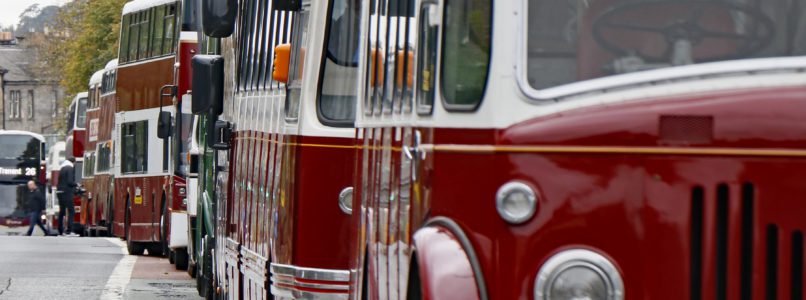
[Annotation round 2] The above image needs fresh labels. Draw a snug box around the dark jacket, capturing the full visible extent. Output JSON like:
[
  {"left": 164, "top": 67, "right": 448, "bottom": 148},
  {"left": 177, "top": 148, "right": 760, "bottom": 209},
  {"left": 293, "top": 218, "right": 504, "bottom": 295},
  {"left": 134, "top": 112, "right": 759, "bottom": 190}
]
[
  {"left": 25, "top": 187, "right": 46, "bottom": 213},
  {"left": 57, "top": 163, "right": 76, "bottom": 192}
]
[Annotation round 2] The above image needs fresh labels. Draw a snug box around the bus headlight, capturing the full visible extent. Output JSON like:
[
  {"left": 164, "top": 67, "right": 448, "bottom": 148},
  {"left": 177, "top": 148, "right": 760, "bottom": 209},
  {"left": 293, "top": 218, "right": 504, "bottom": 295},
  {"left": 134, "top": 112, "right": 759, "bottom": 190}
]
[
  {"left": 534, "top": 249, "right": 624, "bottom": 300},
  {"left": 495, "top": 181, "right": 537, "bottom": 224}
]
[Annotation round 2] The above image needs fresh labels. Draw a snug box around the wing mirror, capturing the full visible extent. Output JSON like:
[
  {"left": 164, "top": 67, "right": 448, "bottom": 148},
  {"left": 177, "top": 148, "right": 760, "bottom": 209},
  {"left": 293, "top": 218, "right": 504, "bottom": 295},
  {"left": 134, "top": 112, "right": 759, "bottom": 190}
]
[
  {"left": 157, "top": 111, "right": 172, "bottom": 139},
  {"left": 192, "top": 55, "right": 224, "bottom": 116},
  {"left": 201, "top": 0, "right": 237, "bottom": 38},
  {"left": 210, "top": 120, "right": 231, "bottom": 150}
]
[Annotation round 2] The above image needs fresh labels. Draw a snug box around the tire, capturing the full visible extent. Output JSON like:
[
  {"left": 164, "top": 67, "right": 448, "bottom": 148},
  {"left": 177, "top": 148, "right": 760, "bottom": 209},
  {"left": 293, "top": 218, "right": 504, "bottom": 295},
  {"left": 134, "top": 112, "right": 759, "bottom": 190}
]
[
  {"left": 175, "top": 249, "right": 189, "bottom": 270},
  {"left": 106, "top": 195, "right": 114, "bottom": 237},
  {"left": 146, "top": 243, "right": 164, "bottom": 256},
  {"left": 126, "top": 206, "right": 145, "bottom": 255},
  {"left": 188, "top": 260, "right": 197, "bottom": 278},
  {"left": 160, "top": 195, "right": 169, "bottom": 257},
  {"left": 169, "top": 249, "right": 176, "bottom": 264}
]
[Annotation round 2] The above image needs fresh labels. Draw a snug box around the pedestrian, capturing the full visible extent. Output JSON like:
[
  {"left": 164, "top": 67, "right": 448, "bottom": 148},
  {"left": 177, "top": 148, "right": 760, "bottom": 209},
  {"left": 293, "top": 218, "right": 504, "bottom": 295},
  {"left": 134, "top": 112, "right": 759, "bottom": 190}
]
[
  {"left": 57, "top": 157, "right": 78, "bottom": 236},
  {"left": 25, "top": 180, "right": 48, "bottom": 236}
]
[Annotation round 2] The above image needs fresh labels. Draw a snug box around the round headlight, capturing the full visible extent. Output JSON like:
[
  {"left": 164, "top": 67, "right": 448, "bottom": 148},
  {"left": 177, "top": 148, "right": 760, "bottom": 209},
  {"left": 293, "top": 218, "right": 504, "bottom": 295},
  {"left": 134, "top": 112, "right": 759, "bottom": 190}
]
[
  {"left": 495, "top": 181, "right": 537, "bottom": 224},
  {"left": 338, "top": 187, "right": 353, "bottom": 215},
  {"left": 535, "top": 249, "right": 624, "bottom": 300}
]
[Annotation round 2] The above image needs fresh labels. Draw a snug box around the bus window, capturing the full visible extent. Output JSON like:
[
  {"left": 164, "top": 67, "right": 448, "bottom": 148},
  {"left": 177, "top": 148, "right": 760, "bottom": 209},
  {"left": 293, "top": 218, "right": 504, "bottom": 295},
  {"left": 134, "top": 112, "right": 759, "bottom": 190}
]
[
  {"left": 121, "top": 121, "right": 148, "bottom": 174},
  {"left": 317, "top": 0, "right": 363, "bottom": 125},
  {"left": 96, "top": 142, "right": 111, "bottom": 174},
  {"left": 440, "top": 0, "right": 491, "bottom": 110},
  {"left": 163, "top": 4, "right": 177, "bottom": 55},
  {"left": 526, "top": 0, "right": 806, "bottom": 91},
  {"left": 153, "top": 6, "right": 166, "bottom": 56},
  {"left": 416, "top": 2, "right": 438, "bottom": 115},
  {"left": 76, "top": 97, "right": 87, "bottom": 129},
  {"left": 120, "top": 15, "right": 130, "bottom": 62},
  {"left": 285, "top": 10, "right": 311, "bottom": 122},
  {"left": 140, "top": 10, "right": 152, "bottom": 59},
  {"left": 128, "top": 13, "right": 140, "bottom": 61}
]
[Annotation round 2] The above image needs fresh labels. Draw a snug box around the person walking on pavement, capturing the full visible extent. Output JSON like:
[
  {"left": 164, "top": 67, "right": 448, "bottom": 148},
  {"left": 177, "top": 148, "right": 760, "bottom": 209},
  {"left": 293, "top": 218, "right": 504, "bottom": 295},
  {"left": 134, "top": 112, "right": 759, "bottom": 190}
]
[
  {"left": 57, "top": 157, "right": 78, "bottom": 236},
  {"left": 25, "top": 180, "right": 48, "bottom": 236}
]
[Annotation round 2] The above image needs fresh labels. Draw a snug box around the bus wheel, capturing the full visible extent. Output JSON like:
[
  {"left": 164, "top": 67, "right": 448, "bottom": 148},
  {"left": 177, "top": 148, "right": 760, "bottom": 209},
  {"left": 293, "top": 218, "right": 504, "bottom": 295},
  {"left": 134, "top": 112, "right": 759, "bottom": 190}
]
[
  {"left": 126, "top": 207, "right": 144, "bottom": 255},
  {"left": 160, "top": 193, "right": 169, "bottom": 257},
  {"left": 175, "top": 248, "right": 189, "bottom": 270},
  {"left": 146, "top": 243, "right": 164, "bottom": 256}
]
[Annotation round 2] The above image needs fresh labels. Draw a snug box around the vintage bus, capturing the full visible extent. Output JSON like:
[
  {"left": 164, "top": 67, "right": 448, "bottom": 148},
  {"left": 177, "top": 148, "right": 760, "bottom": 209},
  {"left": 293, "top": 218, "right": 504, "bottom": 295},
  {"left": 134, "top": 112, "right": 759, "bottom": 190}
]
[
  {"left": 45, "top": 140, "right": 65, "bottom": 230},
  {"left": 0, "top": 131, "right": 47, "bottom": 235},
  {"left": 162, "top": 0, "right": 199, "bottom": 269},
  {"left": 82, "top": 60, "right": 118, "bottom": 237},
  {"left": 65, "top": 93, "right": 87, "bottom": 235},
  {"left": 348, "top": 0, "right": 806, "bottom": 299},
  {"left": 192, "top": 0, "right": 361, "bottom": 297},
  {"left": 80, "top": 68, "right": 103, "bottom": 236},
  {"left": 114, "top": 0, "right": 195, "bottom": 256}
]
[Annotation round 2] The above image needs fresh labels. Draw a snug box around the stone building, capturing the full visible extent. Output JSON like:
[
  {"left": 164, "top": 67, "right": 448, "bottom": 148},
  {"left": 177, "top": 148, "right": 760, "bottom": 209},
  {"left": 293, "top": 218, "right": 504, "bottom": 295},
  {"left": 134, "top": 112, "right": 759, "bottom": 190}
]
[{"left": 0, "top": 35, "right": 64, "bottom": 135}]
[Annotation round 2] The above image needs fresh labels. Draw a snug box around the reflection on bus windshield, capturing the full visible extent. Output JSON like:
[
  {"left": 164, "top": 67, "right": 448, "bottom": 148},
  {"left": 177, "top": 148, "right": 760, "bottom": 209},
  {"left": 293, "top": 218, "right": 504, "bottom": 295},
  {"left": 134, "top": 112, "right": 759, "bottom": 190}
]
[{"left": 527, "top": 0, "right": 806, "bottom": 89}]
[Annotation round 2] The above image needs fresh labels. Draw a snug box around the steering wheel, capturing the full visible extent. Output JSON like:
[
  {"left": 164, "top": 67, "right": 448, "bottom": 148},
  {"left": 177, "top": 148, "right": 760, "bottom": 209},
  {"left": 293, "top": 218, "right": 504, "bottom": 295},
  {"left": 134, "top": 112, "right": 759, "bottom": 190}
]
[{"left": 592, "top": 0, "right": 775, "bottom": 63}]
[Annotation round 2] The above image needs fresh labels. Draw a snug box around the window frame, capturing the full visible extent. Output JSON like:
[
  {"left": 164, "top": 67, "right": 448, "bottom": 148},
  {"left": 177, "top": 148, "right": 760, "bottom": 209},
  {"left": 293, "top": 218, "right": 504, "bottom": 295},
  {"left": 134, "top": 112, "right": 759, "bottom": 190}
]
[
  {"left": 315, "top": 0, "right": 364, "bottom": 128},
  {"left": 121, "top": 121, "right": 148, "bottom": 174},
  {"left": 439, "top": 0, "right": 492, "bottom": 112},
  {"left": 27, "top": 90, "right": 34, "bottom": 120}
]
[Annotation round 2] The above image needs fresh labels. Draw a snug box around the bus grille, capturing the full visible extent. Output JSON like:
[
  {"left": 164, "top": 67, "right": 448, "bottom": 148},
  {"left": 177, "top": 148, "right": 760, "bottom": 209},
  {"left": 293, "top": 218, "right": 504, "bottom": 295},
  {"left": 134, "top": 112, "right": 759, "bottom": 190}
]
[{"left": 690, "top": 183, "right": 804, "bottom": 300}]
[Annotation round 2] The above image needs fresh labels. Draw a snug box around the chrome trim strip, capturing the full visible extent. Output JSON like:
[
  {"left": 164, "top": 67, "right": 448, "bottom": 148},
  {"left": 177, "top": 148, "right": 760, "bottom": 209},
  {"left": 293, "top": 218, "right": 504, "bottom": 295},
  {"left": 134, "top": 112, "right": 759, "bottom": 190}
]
[
  {"left": 271, "top": 263, "right": 350, "bottom": 282},
  {"left": 269, "top": 263, "right": 350, "bottom": 299}
]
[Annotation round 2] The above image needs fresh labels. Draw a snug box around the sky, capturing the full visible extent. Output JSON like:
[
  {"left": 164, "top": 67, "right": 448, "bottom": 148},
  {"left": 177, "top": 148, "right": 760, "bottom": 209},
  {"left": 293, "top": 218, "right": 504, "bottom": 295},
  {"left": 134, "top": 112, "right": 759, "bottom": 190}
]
[{"left": 0, "top": 0, "right": 71, "bottom": 28}]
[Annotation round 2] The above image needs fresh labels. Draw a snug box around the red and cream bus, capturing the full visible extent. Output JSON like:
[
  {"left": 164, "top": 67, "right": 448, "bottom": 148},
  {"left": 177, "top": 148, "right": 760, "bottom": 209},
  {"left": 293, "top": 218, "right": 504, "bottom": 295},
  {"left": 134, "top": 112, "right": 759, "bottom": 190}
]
[
  {"left": 65, "top": 93, "right": 87, "bottom": 234},
  {"left": 114, "top": 0, "right": 194, "bottom": 256},
  {"left": 192, "top": 0, "right": 361, "bottom": 297},
  {"left": 349, "top": 0, "right": 806, "bottom": 299},
  {"left": 82, "top": 59, "right": 118, "bottom": 237},
  {"left": 80, "top": 68, "right": 103, "bottom": 236}
]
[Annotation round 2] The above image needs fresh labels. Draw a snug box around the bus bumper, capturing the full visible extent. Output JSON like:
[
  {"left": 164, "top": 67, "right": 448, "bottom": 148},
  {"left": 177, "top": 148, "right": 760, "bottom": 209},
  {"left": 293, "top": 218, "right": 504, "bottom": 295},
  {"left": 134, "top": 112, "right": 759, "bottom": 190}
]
[{"left": 169, "top": 211, "right": 188, "bottom": 249}]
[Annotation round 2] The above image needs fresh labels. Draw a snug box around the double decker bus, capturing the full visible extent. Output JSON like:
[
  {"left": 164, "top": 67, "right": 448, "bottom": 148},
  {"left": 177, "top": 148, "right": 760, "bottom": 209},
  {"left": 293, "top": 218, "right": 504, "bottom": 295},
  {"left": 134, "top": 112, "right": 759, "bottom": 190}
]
[
  {"left": 114, "top": 0, "right": 192, "bottom": 256},
  {"left": 192, "top": 0, "right": 362, "bottom": 297},
  {"left": 80, "top": 68, "right": 103, "bottom": 236},
  {"left": 65, "top": 93, "right": 87, "bottom": 235},
  {"left": 0, "top": 131, "right": 47, "bottom": 235},
  {"left": 82, "top": 60, "right": 118, "bottom": 237},
  {"left": 349, "top": 0, "right": 806, "bottom": 299}
]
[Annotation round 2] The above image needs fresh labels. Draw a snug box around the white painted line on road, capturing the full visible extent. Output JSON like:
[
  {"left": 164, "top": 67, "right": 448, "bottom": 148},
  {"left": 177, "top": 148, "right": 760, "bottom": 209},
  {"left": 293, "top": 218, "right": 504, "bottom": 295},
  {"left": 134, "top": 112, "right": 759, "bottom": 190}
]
[
  {"left": 100, "top": 238, "right": 136, "bottom": 300},
  {"left": 105, "top": 237, "right": 127, "bottom": 254}
]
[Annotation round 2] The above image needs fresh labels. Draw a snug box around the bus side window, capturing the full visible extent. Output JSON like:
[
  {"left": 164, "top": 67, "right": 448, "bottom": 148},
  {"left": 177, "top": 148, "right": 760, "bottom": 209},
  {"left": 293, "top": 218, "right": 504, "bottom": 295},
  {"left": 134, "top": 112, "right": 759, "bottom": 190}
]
[
  {"left": 416, "top": 2, "right": 438, "bottom": 115},
  {"left": 129, "top": 13, "right": 140, "bottom": 61},
  {"left": 153, "top": 5, "right": 166, "bottom": 56},
  {"left": 120, "top": 15, "right": 130, "bottom": 63},
  {"left": 164, "top": 4, "right": 177, "bottom": 55},
  {"left": 440, "top": 0, "right": 491, "bottom": 111},
  {"left": 317, "top": 0, "right": 363, "bottom": 126},
  {"left": 139, "top": 10, "right": 152, "bottom": 60}
]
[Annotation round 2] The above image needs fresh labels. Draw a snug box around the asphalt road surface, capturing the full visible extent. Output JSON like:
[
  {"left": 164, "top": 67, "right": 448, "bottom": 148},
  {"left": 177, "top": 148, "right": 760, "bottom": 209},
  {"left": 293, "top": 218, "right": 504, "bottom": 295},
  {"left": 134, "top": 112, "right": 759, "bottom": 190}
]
[{"left": 0, "top": 235, "right": 201, "bottom": 300}]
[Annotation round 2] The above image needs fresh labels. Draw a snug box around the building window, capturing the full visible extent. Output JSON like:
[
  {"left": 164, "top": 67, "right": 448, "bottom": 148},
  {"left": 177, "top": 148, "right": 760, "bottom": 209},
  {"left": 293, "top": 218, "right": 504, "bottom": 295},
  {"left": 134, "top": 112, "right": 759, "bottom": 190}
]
[
  {"left": 52, "top": 89, "right": 58, "bottom": 117},
  {"left": 27, "top": 90, "right": 34, "bottom": 120},
  {"left": 8, "top": 90, "right": 21, "bottom": 120}
]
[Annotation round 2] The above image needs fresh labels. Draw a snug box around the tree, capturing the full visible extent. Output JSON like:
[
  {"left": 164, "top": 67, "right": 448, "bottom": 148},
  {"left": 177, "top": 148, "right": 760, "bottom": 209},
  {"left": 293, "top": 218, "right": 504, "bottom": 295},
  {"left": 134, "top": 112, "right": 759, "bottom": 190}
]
[{"left": 22, "top": 0, "right": 126, "bottom": 132}]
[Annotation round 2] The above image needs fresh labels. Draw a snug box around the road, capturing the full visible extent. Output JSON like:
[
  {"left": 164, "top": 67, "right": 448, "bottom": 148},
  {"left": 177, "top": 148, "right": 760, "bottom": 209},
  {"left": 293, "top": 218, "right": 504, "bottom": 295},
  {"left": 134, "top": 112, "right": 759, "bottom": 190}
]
[{"left": 0, "top": 235, "right": 201, "bottom": 300}]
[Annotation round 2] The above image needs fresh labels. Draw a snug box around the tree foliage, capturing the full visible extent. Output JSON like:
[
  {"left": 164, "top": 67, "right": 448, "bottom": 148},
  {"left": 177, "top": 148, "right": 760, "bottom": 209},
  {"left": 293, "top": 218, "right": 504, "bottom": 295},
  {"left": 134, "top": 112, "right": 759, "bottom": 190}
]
[{"left": 26, "top": 0, "right": 126, "bottom": 95}]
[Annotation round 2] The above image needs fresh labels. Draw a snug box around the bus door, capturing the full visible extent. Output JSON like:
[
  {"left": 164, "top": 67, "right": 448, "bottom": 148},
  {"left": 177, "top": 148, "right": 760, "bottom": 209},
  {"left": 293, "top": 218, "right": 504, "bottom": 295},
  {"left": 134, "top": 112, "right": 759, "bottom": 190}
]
[{"left": 355, "top": 0, "right": 493, "bottom": 298}]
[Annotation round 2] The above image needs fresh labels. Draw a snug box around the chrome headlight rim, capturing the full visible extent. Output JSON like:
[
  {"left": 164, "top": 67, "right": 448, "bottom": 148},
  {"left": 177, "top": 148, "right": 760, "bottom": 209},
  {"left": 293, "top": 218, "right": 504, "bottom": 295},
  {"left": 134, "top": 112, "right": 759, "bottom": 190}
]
[
  {"left": 495, "top": 181, "right": 538, "bottom": 224},
  {"left": 338, "top": 187, "right": 353, "bottom": 215},
  {"left": 534, "top": 248, "right": 624, "bottom": 300}
]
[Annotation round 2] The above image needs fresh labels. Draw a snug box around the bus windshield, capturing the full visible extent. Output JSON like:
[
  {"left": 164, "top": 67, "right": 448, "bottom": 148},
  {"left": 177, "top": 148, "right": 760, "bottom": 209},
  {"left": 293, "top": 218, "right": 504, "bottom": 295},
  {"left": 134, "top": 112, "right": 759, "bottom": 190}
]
[
  {"left": 0, "top": 184, "right": 25, "bottom": 220},
  {"left": 0, "top": 135, "right": 42, "bottom": 160},
  {"left": 527, "top": 0, "right": 806, "bottom": 90}
]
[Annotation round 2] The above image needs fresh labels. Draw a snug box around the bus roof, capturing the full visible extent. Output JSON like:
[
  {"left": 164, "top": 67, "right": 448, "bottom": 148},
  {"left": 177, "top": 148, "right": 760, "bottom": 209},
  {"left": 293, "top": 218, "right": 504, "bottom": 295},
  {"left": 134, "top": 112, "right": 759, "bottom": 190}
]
[
  {"left": 0, "top": 130, "right": 45, "bottom": 143},
  {"left": 105, "top": 59, "right": 118, "bottom": 70},
  {"left": 90, "top": 69, "right": 103, "bottom": 86},
  {"left": 122, "top": 0, "right": 178, "bottom": 15},
  {"left": 71, "top": 92, "right": 89, "bottom": 106}
]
